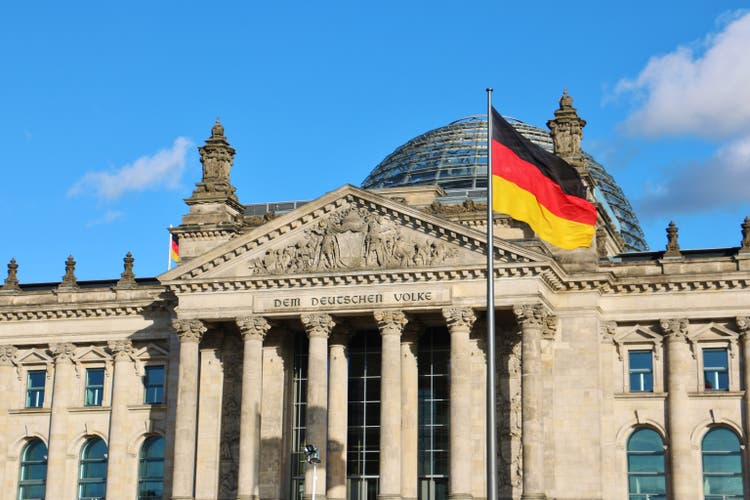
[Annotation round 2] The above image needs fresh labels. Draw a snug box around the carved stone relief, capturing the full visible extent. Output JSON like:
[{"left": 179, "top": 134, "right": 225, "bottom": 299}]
[
  {"left": 217, "top": 332, "right": 243, "bottom": 499},
  {"left": 248, "top": 206, "right": 460, "bottom": 275},
  {"left": 497, "top": 329, "right": 522, "bottom": 496}
]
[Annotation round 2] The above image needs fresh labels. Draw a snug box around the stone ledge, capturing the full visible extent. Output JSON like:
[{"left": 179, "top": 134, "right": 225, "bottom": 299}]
[
  {"left": 614, "top": 392, "right": 668, "bottom": 400},
  {"left": 8, "top": 407, "right": 52, "bottom": 415},
  {"left": 688, "top": 390, "right": 745, "bottom": 399}
]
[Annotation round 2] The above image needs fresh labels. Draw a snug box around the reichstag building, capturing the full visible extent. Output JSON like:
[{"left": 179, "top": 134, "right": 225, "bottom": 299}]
[{"left": 1, "top": 92, "right": 749, "bottom": 500}]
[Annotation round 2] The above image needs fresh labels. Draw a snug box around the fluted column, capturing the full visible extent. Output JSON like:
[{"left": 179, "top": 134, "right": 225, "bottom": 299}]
[
  {"left": 327, "top": 324, "right": 351, "bottom": 500},
  {"left": 401, "top": 321, "right": 421, "bottom": 500},
  {"left": 443, "top": 307, "right": 476, "bottom": 500},
  {"left": 236, "top": 316, "right": 271, "bottom": 500},
  {"left": 105, "top": 340, "right": 135, "bottom": 496},
  {"left": 513, "top": 304, "right": 546, "bottom": 500},
  {"left": 46, "top": 342, "right": 77, "bottom": 494},
  {"left": 375, "top": 309, "right": 407, "bottom": 500},
  {"left": 661, "top": 318, "right": 691, "bottom": 498},
  {"left": 171, "top": 319, "right": 207, "bottom": 500},
  {"left": 0, "top": 345, "right": 17, "bottom": 491},
  {"left": 301, "top": 313, "right": 336, "bottom": 500}
]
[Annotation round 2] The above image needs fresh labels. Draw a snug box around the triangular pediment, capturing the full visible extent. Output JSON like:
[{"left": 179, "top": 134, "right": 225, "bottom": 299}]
[
  {"left": 615, "top": 324, "right": 663, "bottom": 345},
  {"left": 74, "top": 346, "right": 110, "bottom": 363},
  {"left": 16, "top": 349, "right": 53, "bottom": 365},
  {"left": 689, "top": 322, "right": 740, "bottom": 342},
  {"left": 160, "top": 185, "right": 551, "bottom": 284}
]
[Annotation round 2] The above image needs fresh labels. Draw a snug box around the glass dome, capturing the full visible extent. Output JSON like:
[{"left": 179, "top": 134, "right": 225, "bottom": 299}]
[{"left": 361, "top": 115, "right": 648, "bottom": 252}]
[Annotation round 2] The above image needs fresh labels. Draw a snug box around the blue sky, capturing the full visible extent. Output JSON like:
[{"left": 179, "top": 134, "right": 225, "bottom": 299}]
[{"left": 2, "top": 1, "right": 749, "bottom": 283}]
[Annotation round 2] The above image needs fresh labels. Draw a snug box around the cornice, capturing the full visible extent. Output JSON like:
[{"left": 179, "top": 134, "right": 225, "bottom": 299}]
[{"left": 0, "top": 299, "right": 171, "bottom": 323}]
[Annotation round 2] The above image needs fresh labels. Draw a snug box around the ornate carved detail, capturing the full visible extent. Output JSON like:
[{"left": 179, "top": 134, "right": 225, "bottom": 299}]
[
  {"left": 107, "top": 339, "right": 135, "bottom": 361},
  {"left": 301, "top": 313, "right": 335, "bottom": 339},
  {"left": 244, "top": 212, "right": 279, "bottom": 228},
  {"left": 248, "top": 206, "right": 459, "bottom": 274},
  {"left": 596, "top": 226, "right": 608, "bottom": 258},
  {"left": 542, "top": 314, "right": 558, "bottom": 340},
  {"left": 547, "top": 89, "right": 587, "bottom": 166},
  {"left": 117, "top": 252, "right": 136, "bottom": 287},
  {"left": 236, "top": 315, "right": 271, "bottom": 341},
  {"left": 601, "top": 321, "right": 617, "bottom": 344},
  {"left": 217, "top": 333, "right": 242, "bottom": 498},
  {"left": 442, "top": 307, "right": 477, "bottom": 332},
  {"left": 59, "top": 255, "right": 78, "bottom": 289},
  {"left": 660, "top": 318, "right": 689, "bottom": 340},
  {"left": 172, "top": 319, "right": 207, "bottom": 343},
  {"left": 497, "top": 329, "right": 522, "bottom": 492},
  {"left": 49, "top": 342, "right": 76, "bottom": 362},
  {"left": 374, "top": 309, "right": 408, "bottom": 336},
  {"left": 513, "top": 303, "right": 546, "bottom": 329},
  {"left": 737, "top": 316, "right": 750, "bottom": 335},
  {"left": 1, "top": 258, "right": 20, "bottom": 291},
  {"left": 0, "top": 345, "right": 17, "bottom": 366},
  {"left": 423, "top": 199, "right": 485, "bottom": 215},
  {"left": 193, "top": 118, "right": 238, "bottom": 199},
  {"left": 740, "top": 217, "right": 750, "bottom": 254},
  {"left": 0, "top": 302, "right": 165, "bottom": 322},
  {"left": 664, "top": 221, "right": 682, "bottom": 258}
]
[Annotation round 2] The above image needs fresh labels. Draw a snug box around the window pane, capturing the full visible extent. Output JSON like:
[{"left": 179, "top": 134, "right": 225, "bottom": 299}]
[
  {"left": 627, "top": 429, "right": 666, "bottom": 498},
  {"left": 87, "top": 369, "right": 104, "bottom": 386},
  {"left": 703, "top": 348, "right": 728, "bottom": 368},
  {"left": 703, "top": 428, "right": 742, "bottom": 452},
  {"left": 629, "top": 351, "right": 652, "bottom": 370},
  {"left": 702, "top": 428, "right": 745, "bottom": 497},
  {"left": 627, "top": 429, "right": 663, "bottom": 452}
]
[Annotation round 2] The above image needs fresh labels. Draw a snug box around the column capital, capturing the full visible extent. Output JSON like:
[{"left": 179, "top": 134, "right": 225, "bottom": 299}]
[
  {"left": 660, "top": 318, "right": 689, "bottom": 341},
  {"left": 172, "top": 319, "right": 207, "bottom": 344},
  {"left": 301, "top": 312, "right": 335, "bottom": 339},
  {"left": 512, "top": 303, "right": 546, "bottom": 330},
  {"left": 736, "top": 316, "right": 750, "bottom": 335},
  {"left": 107, "top": 339, "right": 134, "bottom": 361},
  {"left": 375, "top": 309, "right": 408, "bottom": 336},
  {"left": 236, "top": 315, "right": 271, "bottom": 341},
  {"left": 0, "top": 345, "right": 17, "bottom": 366},
  {"left": 49, "top": 342, "right": 76, "bottom": 363},
  {"left": 442, "top": 307, "right": 476, "bottom": 332}
]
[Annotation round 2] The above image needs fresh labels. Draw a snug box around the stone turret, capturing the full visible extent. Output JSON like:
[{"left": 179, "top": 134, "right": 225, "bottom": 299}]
[
  {"left": 173, "top": 119, "right": 244, "bottom": 262},
  {"left": 547, "top": 90, "right": 588, "bottom": 175}
]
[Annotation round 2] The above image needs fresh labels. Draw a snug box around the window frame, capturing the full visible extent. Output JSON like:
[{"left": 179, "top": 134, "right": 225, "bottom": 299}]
[
  {"left": 701, "top": 347, "right": 729, "bottom": 392},
  {"left": 17, "top": 438, "right": 48, "bottom": 500},
  {"left": 626, "top": 427, "right": 667, "bottom": 500},
  {"left": 627, "top": 350, "right": 654, "bottom": 393},
  {"left": 84, "top": 368, "right": 106, "bottom": 407},
  {"left": 25, "top": 370, "right": 47, "bottom": 409},
  {"left": 138, "top": 436, "right": 166, "bottom": 500},
  {"left": 143, "top": 365, "right": 166, "bottom": 405},
  {"left": 77, "top": 437, "right": 108, "bottom": 500},
  {"left": 701, "top": 427, "right": 744, "bottom": 499}
]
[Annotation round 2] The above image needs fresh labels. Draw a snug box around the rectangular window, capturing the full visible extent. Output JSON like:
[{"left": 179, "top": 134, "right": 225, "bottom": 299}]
[
  {"left": 703, "top": 348, "right": 729, "bottom": 391},
  {"left": 143, "top": 366, "right": 165, "bottom": 404},
  {"left": 85, "top": 368, "right": 105, "bottom": 406},
  {"left": 25, "top": 370, "right": 46, "bottom": 408},
  {"left": 628, "top": 351, "right": 654, "bottom": 392}
]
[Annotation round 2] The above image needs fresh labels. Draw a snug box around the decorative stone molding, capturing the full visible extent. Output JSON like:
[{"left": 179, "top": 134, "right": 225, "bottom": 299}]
[
  {"left": 116, "top": 252, "right": 137, "bottom": 287},
  {"left": 1, "top": 258, "right": 20, "bottom": 291},
  {"left": 422, "top": 199, "right": 485, "bottom": 216},
  {"left": 194, "top": 118, "right": 238, "bottom": 199},
  {"left": 59, "top": 255, "right": 79, "bottom": 289},
  {"left": 236, "top": 315, "right": 271, "bottom": 341},
  {"left": 512, "top": 303, "right": 546, "bottom": 329},
  {"left": 737, "top": 316, "right": 750, "bottom": 335},
  {"left": 547, "top": 89, "right": 587, "bottom": 167},
  {"left": 441, "top": 307, "right": 476, "bottom": 332},
  {"left": 600, "top": 321, "right": 617, "bottom": 344},
  {"left": 172, "top": 319, "right": 207, "bottom": 344},
  {"left": 49, "top": 342, "right": 77, "bottom": 363},
  {"left": 660, "top": 318, "right": 689, "bottom": 340},
  {"left": 300, "top": 313, "right": 335, "bottom": 339},
  {"left": 0, "top": 302, "right": 164, "bottom": 322},
  {"left": 107, "top": 339, "right": 135, "bottom": 361},
  {"left": 0, "top": 345, "right": 18, "bottom": 366},
  {"left": 664, "top": 221, "right": 682, "bottom": 258},
  {"left": 374, "top": 309, "right": 408, "bottom": 336},
  {"left": 740, "top": 217, "right": 750, "bottom": 254}
]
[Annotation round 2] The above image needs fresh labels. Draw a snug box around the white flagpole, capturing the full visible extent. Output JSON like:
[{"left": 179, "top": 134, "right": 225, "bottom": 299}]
[
  {"left": 167, "top": 225, "right": 173, "bottom": 271},
  {"left": 486, "top": 88, "right": 498, "bottom": 500}
]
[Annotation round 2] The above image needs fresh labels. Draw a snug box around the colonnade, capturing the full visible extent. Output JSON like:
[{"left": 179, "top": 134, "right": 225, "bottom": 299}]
[{"left": 170, "top": 304, "right": 550, "bottom": 500}]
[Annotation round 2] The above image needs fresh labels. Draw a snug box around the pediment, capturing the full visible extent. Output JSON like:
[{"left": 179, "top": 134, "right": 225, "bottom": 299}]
[
  {"left": 74, "top": 346, "right": 110, "bottom": 363},
  {"left": 615, "top": 324, "right": 663, "bottom": 345},
  {"left": 160, "top": 185, "right": 550, "bottom": 284},
  {"left": 134, "top": 343, "right": 169, "bottom": 360},
  {"left": 688, "top": 322, "right": 739, "bottom": 342},
  {"left": 16, "top": 349, "right": 53, "bottom": 365}
]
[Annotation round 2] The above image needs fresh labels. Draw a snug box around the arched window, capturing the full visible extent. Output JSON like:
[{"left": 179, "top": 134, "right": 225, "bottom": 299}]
[
  {"left": 18, "top": 439, "right": 47, "bottom": 500},
  {"left": 627, "top": 428, "right": 666, "bottom": 500},
  {"left": 138, "top": 436, "right": 165, "bottom": 500},
  {"left": 78, "top": 437, "right": 108, "bottom": 500},
  {"left": 702, "top": 428, "right": 744, "bottom": 499}
]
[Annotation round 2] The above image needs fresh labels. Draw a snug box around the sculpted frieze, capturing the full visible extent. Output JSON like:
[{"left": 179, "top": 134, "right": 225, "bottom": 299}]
[{"left": 248, "top": 206, "right": 461, "bottom": 274}]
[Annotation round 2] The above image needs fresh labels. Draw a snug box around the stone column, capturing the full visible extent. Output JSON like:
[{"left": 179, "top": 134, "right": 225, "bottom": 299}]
[
  {"left": 171, "top": 319, "right": 207, "bottom": 500},
  {"left": 400, "top": 321, "right": 421, "bottom": 500},
  {"left": 236, "top": 316, "right": 271, "bottom": 500},
  {"left": 260, "top": 330, "right": 290, "bottom": 500},
  {"left": 327, "top": 324, "right": 351, "bottom": 500},
  {"left": 443, "top": 307, "right": 476, "bottom": 500},
  {"left": 513, "top": 304, "right": 546, "bottom": 500},
  {"left": 374, "top": 309, "right": 407, "bottom": 500},
  {"left": 301, "top": 313, "right": 335, "bottom": 500},
  {"left": 738, "top": 316, "right": 750, "bottom": 500},
  {"left": 470, "top": 324, "right": 487, "bottom": 500},
  {"left": 46, "top": 342, "right": 77, "bottom": 494},
  {"left": 661, "top": 318, "right": 692, "bottom": 499},
  {"left": 105, "top": 340, "right": 135, "bottom": 496},
  {"left": 0, "top": 345, "right": 17, "bottom": 490}
]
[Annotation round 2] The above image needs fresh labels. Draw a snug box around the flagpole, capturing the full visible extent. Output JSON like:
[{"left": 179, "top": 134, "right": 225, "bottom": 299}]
[
  {"left": 167, "top": 225, "right": 173, "bottom": 271},
  {"left": 485, "top": 88, "right": 498, "bottom": 500}
]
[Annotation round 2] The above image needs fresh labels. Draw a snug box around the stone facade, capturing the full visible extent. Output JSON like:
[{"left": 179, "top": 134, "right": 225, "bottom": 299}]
[{"left": 1, "top": 105, "right": 750, "bottom": 500}]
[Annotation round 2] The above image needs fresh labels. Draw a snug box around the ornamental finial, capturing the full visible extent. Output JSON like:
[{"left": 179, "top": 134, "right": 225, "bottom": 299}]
[
  {"left": 1, "top": 258, "right": 20, "bottom": 291},
  {"left": 664, "top": 221, "right": 681, "bottom": 258},
  {"left": 117, "top": 252, "right": 136, "bottom": 287},
  {"left": 59, "top": 255, "right": 78, "bottom": 289}
]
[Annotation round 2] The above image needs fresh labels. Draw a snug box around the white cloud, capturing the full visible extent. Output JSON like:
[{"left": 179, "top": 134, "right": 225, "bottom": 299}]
[
  {"left": 69, "top": 137, "right": 192, "bottom": 200},
  {"left": 85, "top": 210, "right": 124, "bottom": 227},
  {"left": 636, "top": 135, "right": 750, "bottom": 216},
  {"left": 615, "top": 11, "right": 750, "bottom": 139}
]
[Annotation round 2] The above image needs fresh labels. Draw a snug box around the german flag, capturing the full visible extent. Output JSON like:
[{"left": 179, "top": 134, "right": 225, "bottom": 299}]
[
  {"left": 170, "top": 233, "right": 180, "bottom": 263},
  {"left": 490, "top": 108, "right": 596, "bottom": 249}
]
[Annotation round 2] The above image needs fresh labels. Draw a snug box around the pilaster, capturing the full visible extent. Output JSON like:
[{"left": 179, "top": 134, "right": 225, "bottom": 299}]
[
  {"left": 105, "top": 339, "right": 135, "bottom": 497},
  {"left": 0, "top": 345, "right": 17, "bottom": 490},
  {"left": 400, "top": 320, "right": 422, "bottom": 500},
  {"left": 327, "top": 324, "right": 351, "bottom": 500},
  {"left": 46, "top": 342, "right": 77, "bottom": 495}
]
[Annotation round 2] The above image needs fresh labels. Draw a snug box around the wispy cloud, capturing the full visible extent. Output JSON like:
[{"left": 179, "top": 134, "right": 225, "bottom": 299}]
[
  {"left": 69, "top": 137, "right": 192, "bottom": 201},
  {"left": 615, "top": 11, "right": 750, "bottom": 139},
  {"left": 85, "top": 210, "right": 125, "bottom": 227}
]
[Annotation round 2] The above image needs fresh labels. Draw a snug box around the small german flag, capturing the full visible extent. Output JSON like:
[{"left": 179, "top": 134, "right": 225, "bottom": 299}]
[
  {"left": 170, "top": 233, "right": 180, "bottom": 263},
  {"left": 490, "top": 108, "right": 596, "bottom": 249}
]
